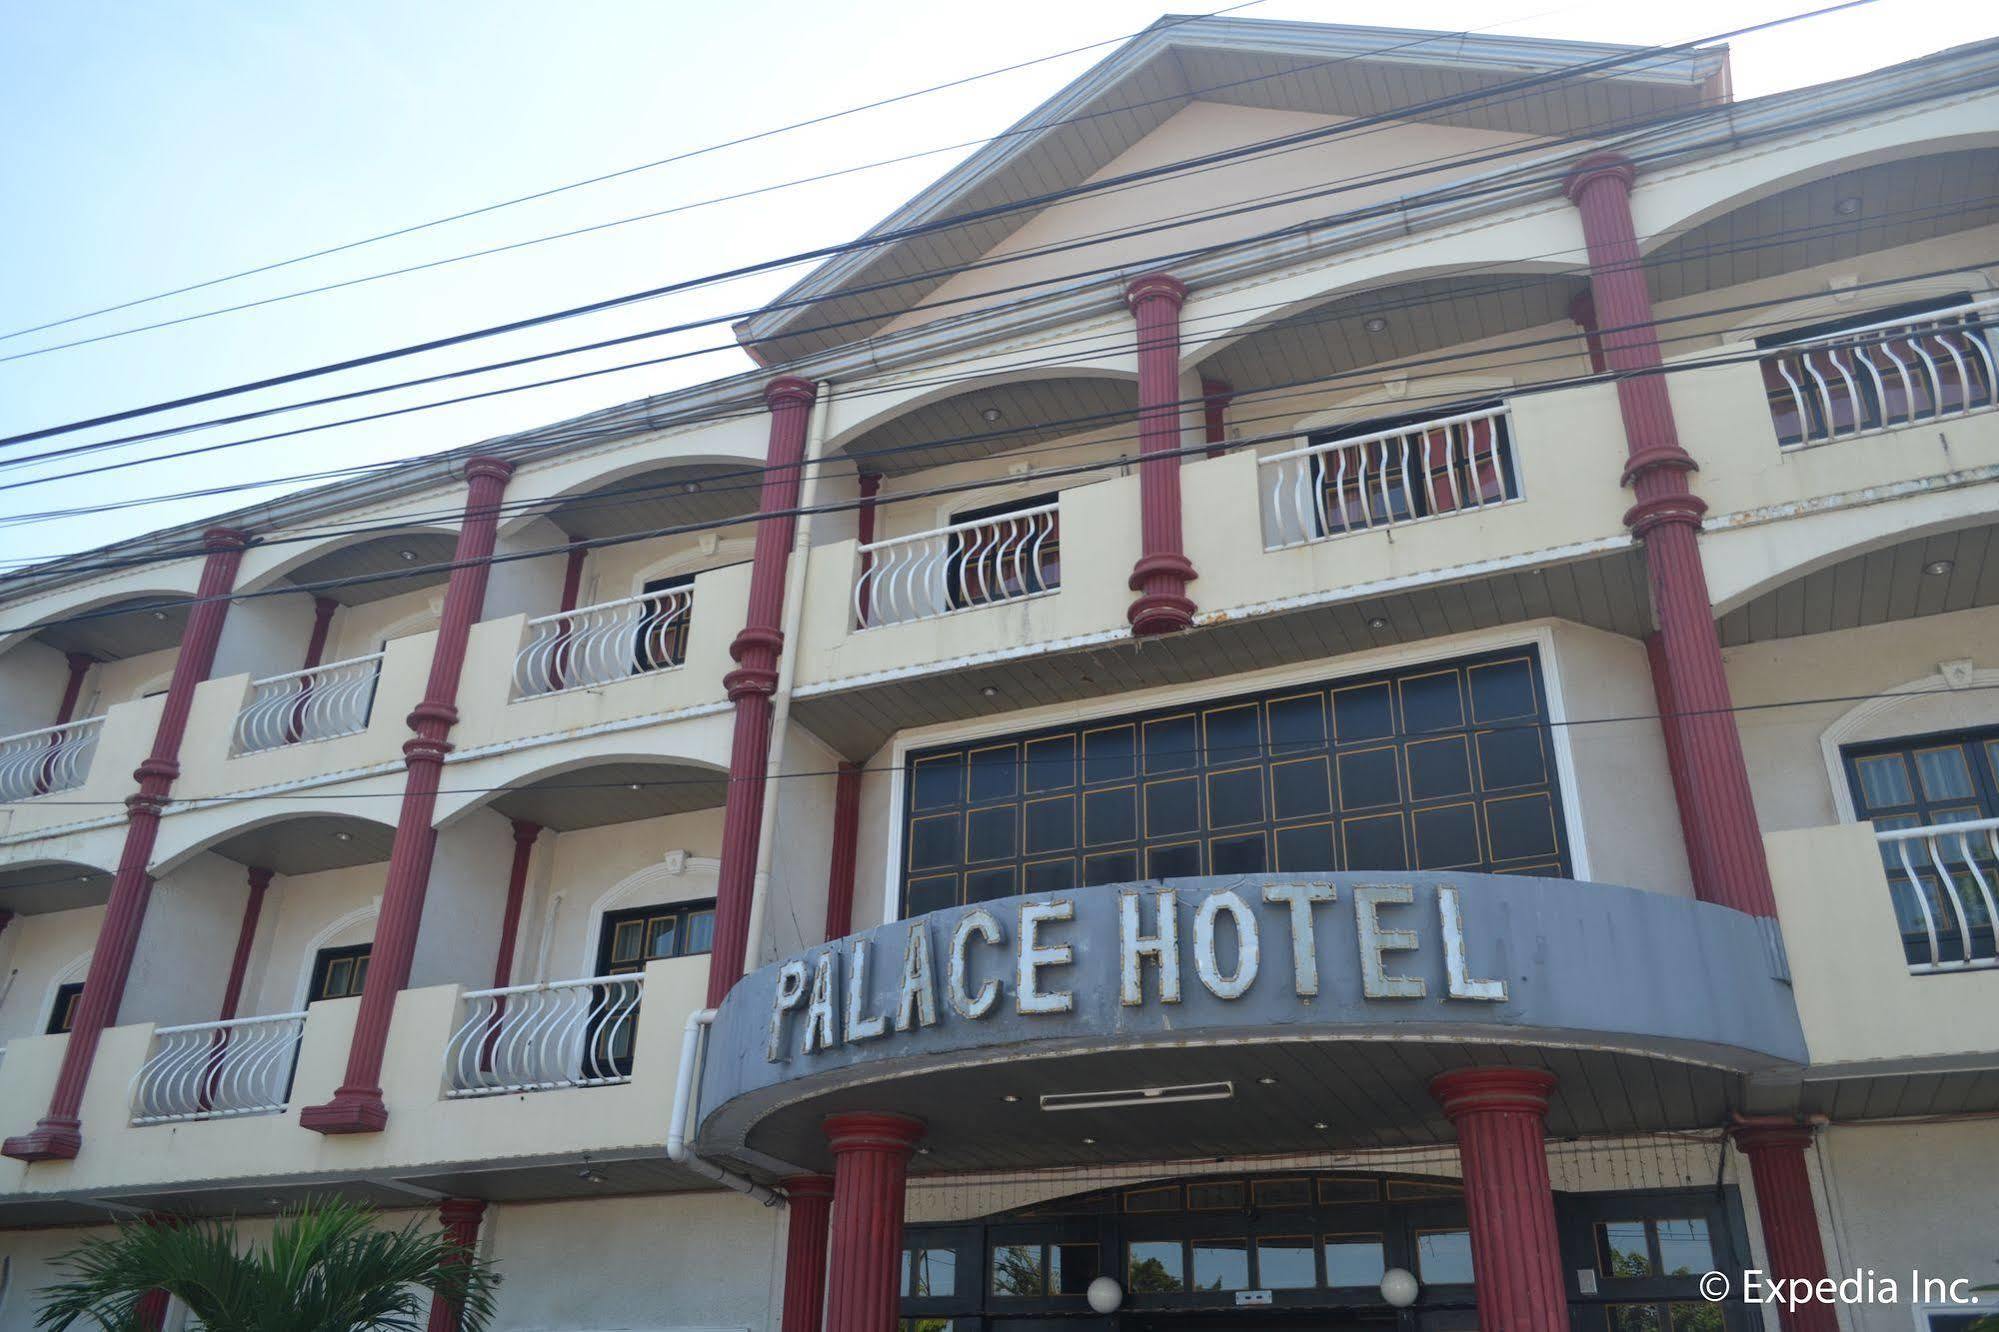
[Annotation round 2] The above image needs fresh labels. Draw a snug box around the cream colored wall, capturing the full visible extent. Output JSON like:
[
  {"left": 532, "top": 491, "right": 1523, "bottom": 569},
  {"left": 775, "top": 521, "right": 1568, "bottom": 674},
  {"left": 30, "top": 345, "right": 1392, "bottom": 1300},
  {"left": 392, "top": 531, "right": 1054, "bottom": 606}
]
[
  {"left": 123, "top": 853, "right": 249, "bottom": 1028},
  {"left": 0, "top": 905, "right": 102, "bottom": 1047},
  {"left": 1818, "top": 1119, "right": 1999, "bottom": 1330},
  {"left": 528, "top": 806, "right": 726, "bottom": 983},
  {"left": 411, "top": 811, "right": 513, "bottom": 992},
  {"left": 0, "top": 639, "right": 72, "bottom": 738},
  {"left": 212, "top": 589, "right": 316, "bottom": 684},
  {"left": 243, "top": 859, "right": 386, "bottom": 1017},
  {"left": 86, "top": 644, "right": 177, "bottom": 712},
  {"left": 883, "top": 101, "right": 1549, "bottom": 333},
  {"left": 1727, "top": 605, "right": 1999, "bottom": 833},
  {"left": 757, "top": 725, "right": 843, "bottom": 968},
  {"left": 1546, "top": 623, "right": 1695, "bottom": 898}
]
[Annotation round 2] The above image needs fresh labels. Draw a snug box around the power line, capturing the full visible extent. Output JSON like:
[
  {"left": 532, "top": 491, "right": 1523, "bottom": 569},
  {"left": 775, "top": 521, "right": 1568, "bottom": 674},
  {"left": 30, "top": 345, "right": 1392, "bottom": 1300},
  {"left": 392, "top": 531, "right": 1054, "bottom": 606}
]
[
  {"left": 3, "top": 295, "right": 1988, "bottom": 637},
  {"left": 0, "top": 2, "right": 1278, "bottom": 348},
  {"left": 0, "top": 3, "right": 1872, "bottom": 452}
]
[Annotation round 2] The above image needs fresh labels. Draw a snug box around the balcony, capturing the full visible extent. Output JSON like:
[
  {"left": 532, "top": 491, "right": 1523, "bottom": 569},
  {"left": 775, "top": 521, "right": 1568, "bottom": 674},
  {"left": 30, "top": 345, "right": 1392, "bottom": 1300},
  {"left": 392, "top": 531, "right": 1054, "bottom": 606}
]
[
  {"left": 511, "top": 589, "right": 693, "bottom": 698},
  {"left": 854, "top": 501, "right": 1060, "bottom": 629},
  {"left": 1758, "top": 298, "right": 1998, "bottom": 450},
  {"left": 129, "top": 1011, "right": 307, "bottom": 1125},
  {"left": 1875, "top": 816, "right": 1997, "bottom": 973},
  {"left": 1259, "top": 404, "right": 1519, "bottom": 550},
  {"left": 0, "top": 715, "right": 104, "bottom": 801},
  {"left": 443, "top": 972, "right": 645, "bottom": 1097},
  {"left": 231, "top": 653, "right": 383, "bottom": 755}
]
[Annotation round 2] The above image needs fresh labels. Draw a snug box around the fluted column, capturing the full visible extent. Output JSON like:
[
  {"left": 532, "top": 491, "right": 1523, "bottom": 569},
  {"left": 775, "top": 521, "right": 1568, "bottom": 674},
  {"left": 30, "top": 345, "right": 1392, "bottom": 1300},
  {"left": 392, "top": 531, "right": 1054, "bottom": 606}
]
[
  {"left": 1125, "top": 274, "right": 1198, "bottom": 635},
  {"left": 1200, "top": 377, "right": 1234, "bottom": 458},
  {"left": 1430, "top": 1069, "right": 1568, "bottom": 1332},
  {"left": 781, "top": 1174, "right": 836, "bottom": 1332},
  {"left": 302, "top": 457, "right": 513, "bottom": 1135},
  {"left": 53, "top": 652, "right": 94, "bottom": 725},
  {"left": 1564, "top": 153, "right": 1777, "bottom": 918},
  {"left": 217, "top": 867, "right": 273, "bottom": 1021},
  {"left": 490, "top": 821, "right": 539, "bottom": 988},
  {"left": 823, "top": 1112, "right": 924, "bottom": 1332},
  {"left": 709, "top": 376, "right": 817, "bottom": 1007},
  {"left": 1731, "top": 1121, "right": 1837, "bottom": 1332},
  {"left": 822, "top": 763, "right": 863, "bottom": 942},
  {"left": 5, "top": 527, "right": 250, "bottom": 1163},
  {"left": 424, "top": 1198, "right": 488, "bottom": 1332}
]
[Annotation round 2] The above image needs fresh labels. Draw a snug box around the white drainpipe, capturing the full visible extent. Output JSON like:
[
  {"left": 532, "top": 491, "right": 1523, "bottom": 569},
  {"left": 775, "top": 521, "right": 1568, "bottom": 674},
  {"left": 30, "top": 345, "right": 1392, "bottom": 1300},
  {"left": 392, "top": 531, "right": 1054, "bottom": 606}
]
[
  {"left": 667, "top": 1007, "right": 783, "bottom": 1206},
  {"left": 740, "top": 380, "right": 836, "bottom": 980}
]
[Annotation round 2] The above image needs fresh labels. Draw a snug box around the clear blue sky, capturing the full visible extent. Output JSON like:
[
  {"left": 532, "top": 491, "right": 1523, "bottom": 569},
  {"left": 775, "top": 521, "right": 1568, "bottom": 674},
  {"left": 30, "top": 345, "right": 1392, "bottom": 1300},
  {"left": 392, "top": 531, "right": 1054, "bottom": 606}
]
[{"left": 0, "top": 0, "right": 1986, "bottom": 567}]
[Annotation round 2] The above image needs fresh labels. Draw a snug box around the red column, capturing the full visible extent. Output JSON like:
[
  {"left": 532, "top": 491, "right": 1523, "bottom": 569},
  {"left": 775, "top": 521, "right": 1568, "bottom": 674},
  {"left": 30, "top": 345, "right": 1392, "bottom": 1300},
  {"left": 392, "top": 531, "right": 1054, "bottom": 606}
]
[
  {"left": 53, "top": 653, "right": 94, "bottom": 724},
  {"left": 217, "top": 867, "right": 272, "bottom": 1021},
  {"left": 1200, "top": 377, "right": 1234, "bottom": 458},
  {"left": 425, "top": 1198, "right": 488, "bottom": 1332},
  {"left": 1564, "top": 154, "right": 1777, "bottom": 919},
  {"left": 781, "top": 1174, "right": 836, "bottom": 1332},
  {"left": 1731, "top": 1121, "right": 1837, "bottom": 1332},
  {"left": 548, "top": 539, "right": 589, "bottom": 692},
  {"left": 285, "top": 597, "right": 340, "bottom": 744},
  {"left": 1567, "top": 291, "right": 1607, "bottom": 374},
  {"left": 1125, "top": 274, "right": 1198, "bottom": 636},
  {"left": 5, "top": 528, "right": 251, "bottom": 1163},
  {"left": 490, "top": 821, "right": 540, "bottom": 988},
  {"left": 823, "top": 764, "right": 863, "bottom": 942},
  {"left": 302, "top": 457, "right": 514, "bottom": 1135},
  {"left": 1645, "top": 633, "right": 1714, "bottom": 895},
  {"left": 708, "top": 377, "right": 817, "bottom": 1008},
  {"left": 823, "top": 1112, "right": 924, "bottom": 1332},
  {"left": 1430, "top": 1069, "right": 1568, "bottom": 1332},
  {"left": 854, "top": 473, "right": 883, "bottom": 626}
]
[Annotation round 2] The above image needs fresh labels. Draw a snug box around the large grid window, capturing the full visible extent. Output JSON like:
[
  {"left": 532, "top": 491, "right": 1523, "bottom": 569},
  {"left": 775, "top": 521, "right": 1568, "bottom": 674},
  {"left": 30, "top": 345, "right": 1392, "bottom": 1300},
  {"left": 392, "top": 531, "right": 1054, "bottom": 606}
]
[{"left": 900, "top": 647, "right": 1569, "bottom": 915}]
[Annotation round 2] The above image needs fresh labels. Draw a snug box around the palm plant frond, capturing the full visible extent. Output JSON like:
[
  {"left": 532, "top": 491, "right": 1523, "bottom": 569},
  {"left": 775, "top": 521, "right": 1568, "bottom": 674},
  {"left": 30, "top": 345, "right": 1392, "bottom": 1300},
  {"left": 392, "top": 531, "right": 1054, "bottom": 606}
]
[{"left": 36, "top": 1197, "right": 498, "bottom": 1332}]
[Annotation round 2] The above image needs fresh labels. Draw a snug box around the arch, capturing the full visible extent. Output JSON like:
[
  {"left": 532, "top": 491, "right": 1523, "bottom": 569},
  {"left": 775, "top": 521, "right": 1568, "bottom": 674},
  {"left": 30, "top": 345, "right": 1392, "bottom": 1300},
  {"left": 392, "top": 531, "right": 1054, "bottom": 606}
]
[
  {"left": 0, "top": 585, "right": 197, "bottom": 665},
  {"left": 431, "top": 742, "right": 734, "bottom": 832},
  {"left": 233, "top": 524, "right": 462, "bottom": 598},
  {"left": 1818, "top": 663, "right": 1999, "bottom": 823},
  {"left": 289, "top": 902, "right": 380, "bottom": 1011},
  {"left": 371, "top": 602, "right": 445, "bottom": 650},
  {"left": 496, "top": 451, "right": 769, "bottom": 541},
  {"left": 1634, "top": 131, "right": 1999, "bottom": 258},
  {"left": 1708, "top": 499, "right": 1999, "bottom": 618},
  {"left": 147, "top": 805, "right": 401, "bottom": 879},
  {"left": 826, "top": 366, "right": 1140, "bottom": 462},
  {"left": 574, "top": 853, "right": 721, "bottom": 978}
]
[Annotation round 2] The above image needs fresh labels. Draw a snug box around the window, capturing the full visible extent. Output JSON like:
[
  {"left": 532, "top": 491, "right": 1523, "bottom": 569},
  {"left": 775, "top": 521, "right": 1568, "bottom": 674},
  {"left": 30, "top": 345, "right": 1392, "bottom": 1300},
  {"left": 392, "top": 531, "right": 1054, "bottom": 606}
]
[
  {"left": 1756, "top": 295, "right": 1993, "bottom": 446},
  {"left": 1415, "top": 1228, "right": 1475, "bottom": 1284},
  {"left": 634, "top": 575, "right": 694, "bottom": 673},
  {"left": 986, "top": 1241, "right": 1097, "bottom": 1296},
  {"left": 1257, "top": 1235, "right": 1316, "bottom": 1289},
  {"left": 309, "top": 945, "right": 371, "bottom": 1002},
  {"left": 1594, "top": 1218, "right": 1715, "bottom": 1278},
  {"left": 945, "top": 493, "right": 1060, "bottom": 611},
  {"left": 1190, "top": 1237, "right": 1249, "bottom": 1292},
  {"left": 1597, "top": 1305, "right": 1725, "bottom": 1332},
  {"left": 1323, "top": 1234, "right": 1387, "bottom": 1287},
  {"left": 899, "top": 647, "right": 1569, "bottom": 915},
  {"left": 1843, "top": 725, "right": 1999, "bottom": 965},
  {"left": 596, "top": 899, "right": 717, "bottom": 974},
  {"left": 902, "top": 1248, "right": 958, "bottom": 1298},
  {"left": 1127, "top": 1240, "right": 1185, "bottom": 1293},
  {"left": 46, "top": 982, "right": 84, "bottom": 1035}
]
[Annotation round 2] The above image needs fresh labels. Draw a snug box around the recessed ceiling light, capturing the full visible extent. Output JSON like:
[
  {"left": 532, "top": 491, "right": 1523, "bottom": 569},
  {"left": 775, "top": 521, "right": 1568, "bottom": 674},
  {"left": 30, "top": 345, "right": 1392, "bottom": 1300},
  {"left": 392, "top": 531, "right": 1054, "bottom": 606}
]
[
  {"left": 628, "top": 782, "right": 643, "bottom": 791},
  {"left": 1835, "top": 196, "right": 1862, "bottom": 216},
  {"left": 684, "top": 482, "right": 701, "bottom": 493},
  {"left": 1313, "top": 1121, "right": 1329, "bottom": 1130},
  {"left": 398, "top": 549, "right": 417, "bottom": 562},
  {"left": 980, "top": 407, "right": 1004, "bottom": 424},
  {"left": 1082, "top": 1137, "right": 1097, "bottom": 1145},
  {"left": 333, "top": 831, "right": 353, "bottom": 842},
  {"left": 1002, "top": 1093, "right": 1020, "bottom": 1103},
  {"left": 981, "top": 685, "right": 1000, "bottom": 698},
  {"left": 1257, "top": 1076, "right": 1278, "bottom": 1086},
  {"left": 1364, "top": 317, "right": 1389, "bottom": 334},
  {"left": 150, "top": 610, "right": 169, "bottom": 622},
  {"left": 1367, "top": 616, "right": 1390, "bottom": 631},
  {"left": 1924, "top": 559, "right": 1956, "bottom": 577},
  {"left": 917, "top": 1146, "right": 932, "bottom": 1155}
]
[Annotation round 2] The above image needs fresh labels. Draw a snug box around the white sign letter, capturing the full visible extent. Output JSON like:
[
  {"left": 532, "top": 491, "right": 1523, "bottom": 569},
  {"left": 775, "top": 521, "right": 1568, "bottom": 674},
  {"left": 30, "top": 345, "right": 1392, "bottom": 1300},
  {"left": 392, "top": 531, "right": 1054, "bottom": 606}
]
[
  {"left": 801, "top": 950, "right": 841, "bottom": 1053},
  {"left": 1119, "top": 888, "right": 1181, "bottom": 1006},
  {"left": 844, "top": 940, "right": 889, "bottom": 1043},
  {"left": 1194, "top": 889, "right": 1260, "bottom": 1000},
  {"left": 767, "top": 958, "right": 807, "bottom": 1062},
  {"left": 1439, "top": 887, "right": 1505, "bottom": 1001},
  {"left": 896, "top": 921, "right": 939, "bottom": 1031},
  {"left": 948, "top": 908, "right": 1004, "bottom": 1020},
  {"left": 1017, "top": 898, "right": 1075, "bottom": 1014},
  {"left": 1262, "top": 882, "right": 1336, "bottom": 996},
  {"left": 1355, "top": 885, "right": 1425, "bottom": 999}
]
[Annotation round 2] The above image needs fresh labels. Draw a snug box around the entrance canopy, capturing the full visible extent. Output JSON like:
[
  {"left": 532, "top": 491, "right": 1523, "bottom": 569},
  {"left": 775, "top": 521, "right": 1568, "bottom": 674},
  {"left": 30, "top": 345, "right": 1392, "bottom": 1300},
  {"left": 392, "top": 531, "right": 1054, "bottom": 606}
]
[{"left": 696, "top": 874, "right": 1807, "bottom": 1176}]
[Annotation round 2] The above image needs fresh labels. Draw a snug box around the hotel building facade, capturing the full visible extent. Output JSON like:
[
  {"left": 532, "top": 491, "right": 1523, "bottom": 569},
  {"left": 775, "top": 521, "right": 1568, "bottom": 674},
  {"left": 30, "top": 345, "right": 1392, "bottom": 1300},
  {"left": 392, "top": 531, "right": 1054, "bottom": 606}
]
[{"left": 0, "top": 16, "right": 1995, "bottom": 1332}]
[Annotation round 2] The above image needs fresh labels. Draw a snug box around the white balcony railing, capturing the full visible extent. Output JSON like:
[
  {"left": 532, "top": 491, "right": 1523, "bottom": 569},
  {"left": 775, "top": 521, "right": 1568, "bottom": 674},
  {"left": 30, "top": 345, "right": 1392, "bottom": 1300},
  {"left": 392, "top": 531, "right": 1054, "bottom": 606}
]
[
  {"left": 0, "top": 715, "right": 104, "bottom": 800},
  {"left": 443, "top": 973, "right": 644, "bottom": 1097},
  {"left": 854, "top": 502, "right": 1060, "bottom": 629},
  {"left": 1260, "top": 405, "right": 1518, "bottom": 551},
  {"left": 1761, "top": 298, "right": 1999, "bottom": 448},
  {"left": 1876, "top": 817, "right": 1999, "bottom": 973},
  {"left": 232, "top": 653, "right": 383, "bottom": 754},
  {"left": 129, "top": 1012, "right": 307, "bottom": 1125},
  {"left": 513, "top": 589, "right": 692, "bottom": 698}
]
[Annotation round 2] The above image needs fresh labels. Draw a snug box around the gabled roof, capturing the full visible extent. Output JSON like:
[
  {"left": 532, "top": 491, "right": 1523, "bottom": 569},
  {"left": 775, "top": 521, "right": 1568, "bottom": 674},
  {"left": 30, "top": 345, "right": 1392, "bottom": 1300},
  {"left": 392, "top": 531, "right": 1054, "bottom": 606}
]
[{"left": 734, "top": 14, "right": 1732, "bottom": 364}]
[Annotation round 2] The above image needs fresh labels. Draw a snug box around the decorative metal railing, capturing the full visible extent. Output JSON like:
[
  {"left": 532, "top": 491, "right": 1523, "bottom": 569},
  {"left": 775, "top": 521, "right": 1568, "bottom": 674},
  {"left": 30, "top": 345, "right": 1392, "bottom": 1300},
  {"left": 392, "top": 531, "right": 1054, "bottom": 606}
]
[
  {"left": 1260, "top": 405, "right": 1518, "bottom": 551},
  {"left": 1876, "top": 816, "right": 1999, "bottom": 973},
  {"left": 513, "top": 589, "right": 694, "bottom": 698},
  {"left": 1761, "top": 298, "right": 1999, "bottom": 448},
  {"left": 0, "top": 715, "right": 104, "bottom": 800},
  {"left": 854, "top": 502, "right": 1060, "bottom": 629},
  {"left": 232, "top": 653, "right": 383, "bottom": 754},
  {"left": 442, "top": 973, "right": 645, "bottom": 1097},
  {"left": 129, "top": 1012, "right": 307, "bottom": 1125}
]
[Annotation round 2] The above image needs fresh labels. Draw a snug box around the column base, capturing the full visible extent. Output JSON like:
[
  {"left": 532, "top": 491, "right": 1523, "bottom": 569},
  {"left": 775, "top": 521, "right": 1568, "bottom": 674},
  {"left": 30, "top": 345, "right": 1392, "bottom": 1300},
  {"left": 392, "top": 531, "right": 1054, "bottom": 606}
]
[
  {"left": 1128, "top": 593, "right": 1197, "bottom": 636},
  {"left": 2, "top": 1119, "right": 82, "bottom": 1162},
  {"left": 299, "top": 1090, "right": 389, "bottom": 1135}
]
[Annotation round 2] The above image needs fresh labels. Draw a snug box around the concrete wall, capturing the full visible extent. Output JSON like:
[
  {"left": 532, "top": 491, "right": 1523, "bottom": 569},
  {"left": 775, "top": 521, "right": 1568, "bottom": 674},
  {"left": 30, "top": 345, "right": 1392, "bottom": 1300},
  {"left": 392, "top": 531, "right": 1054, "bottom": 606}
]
[
  {"left": 0, "top": 639, "right": 73, "bottom": 739},
  {"left": 0, "top": 905, "right": 102, "bottom": 1048}
]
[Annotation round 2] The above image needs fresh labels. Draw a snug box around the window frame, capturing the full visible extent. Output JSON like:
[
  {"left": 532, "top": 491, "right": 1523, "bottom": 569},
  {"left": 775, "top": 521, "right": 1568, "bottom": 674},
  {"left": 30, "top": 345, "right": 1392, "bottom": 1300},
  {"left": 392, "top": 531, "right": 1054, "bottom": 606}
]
[
  {"left": 308, "top": 943, "right": 372, "bottom": 1003},
  {"left": 594, "top": 897, "right": 718, "bottom": 976},
  {"left": 45, "top": 981, "right": 84, "bottom": 1035}
]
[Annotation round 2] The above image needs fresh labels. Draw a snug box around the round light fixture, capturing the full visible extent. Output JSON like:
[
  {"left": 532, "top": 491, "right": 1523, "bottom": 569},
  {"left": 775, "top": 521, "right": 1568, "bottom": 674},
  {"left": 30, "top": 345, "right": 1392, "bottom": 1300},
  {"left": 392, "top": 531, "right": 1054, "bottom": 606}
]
[
  {"left": 1087, "top": 1276, "right": 1125, "bottom": 1314},
  {"left": 981, "top": 685, "right": 1000, "bottom": 698},
  {"left": 685, "top": 482, "right": 701, "bottom": 493},
  {"left": 980, "top": 407, "right": 1004, "bottom": 424},
  {"left": 629, "top": 783, "right": 643, "bottom": 791},
  {"left": 398, "top": 549, "right": 418, "bottom": 562},
  {"left": 1925, "top": 559, "right": 1956, "bottom": 577},
  {"left": 1257, "top": 1075, "right": 1278, "bottom": 1086},
  {"left": 1364, "top": 316, "right": 1390, "bottom": 333},
  {"left": 151, "top": 610, "right": 169, "bottom": 622},
  {"left": 1380, "top": 1268, "right": 1420, "bottom": 1308},
  {"left": 1835, "top": 196, "right": 1862, "bottom": 216},
  {"left": 1367, "top": 615, "right": 1391, "bottom": 631},
  {"left": 334, "top": 831, "right": 353, "bottom": 842},
  {"left": 1312, "top": 1120, "right": 1329, "bottom": 1130},
  {"left": 1082, "top": 1136, "right": 1097, "bottom": 1145},
  {"left": 1002, "top": 1093, "right": 1020, "bottom": 1103}
]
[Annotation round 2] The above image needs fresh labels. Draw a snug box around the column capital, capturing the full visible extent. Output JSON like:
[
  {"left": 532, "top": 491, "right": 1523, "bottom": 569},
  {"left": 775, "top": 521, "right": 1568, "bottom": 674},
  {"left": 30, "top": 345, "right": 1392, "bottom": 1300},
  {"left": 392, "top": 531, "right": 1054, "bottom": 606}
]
[
  {"left": 1430, "top": 1067, "right": 1558, "bottom": 1120},
  {"left": 202, "top": 526, "right": 254, "bottom": 553},
  {"left": 437, "top": 1197, "right": 489, "bottom": 1228},
  {"left": 765, "top": 376, "right": 817, "bottom": 409},
  {"left": 510, "top": 819, "right": 542, "bottom": 846},
  {"left": 1200, "top": 377, "right": 1234, "bottom": 403},
  {"left": 1730, "top": 1116, "right": 1817, "bottom": 1154},
  {"left": 823, "top": 1110, "right": 926, "bottom": 1155},
  {"left": 784, "top": 1172, "right": 837, "bottom": 1202},
  {"left": 246, "top": 865, "right": 275, "bottom": 891},
  {"left": 1563, "top": 151, "right": 1638, "bottom": 203},
  {"left": 1126, "top": 272, "right": 1190, "bottom": 311},
  {"left": 462, "top": 455, "right": 515, "bottom": 485},
  {"left": 64, "top": 651, "right": 97, "bottom": 673}
]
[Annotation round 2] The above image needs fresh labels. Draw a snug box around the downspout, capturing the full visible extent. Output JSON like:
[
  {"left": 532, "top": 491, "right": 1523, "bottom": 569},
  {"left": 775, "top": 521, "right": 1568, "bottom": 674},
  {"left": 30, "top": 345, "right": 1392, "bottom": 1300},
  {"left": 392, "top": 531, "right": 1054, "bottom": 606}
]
[
  {"left": 667, "top": 1007, "right": 783, "bottom": 1206},
  {"left": 740, "top": 380, "right": 834, "bottom": 980}
]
